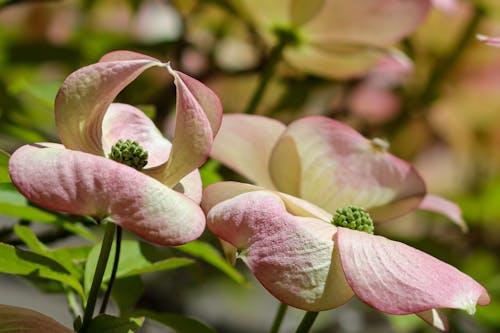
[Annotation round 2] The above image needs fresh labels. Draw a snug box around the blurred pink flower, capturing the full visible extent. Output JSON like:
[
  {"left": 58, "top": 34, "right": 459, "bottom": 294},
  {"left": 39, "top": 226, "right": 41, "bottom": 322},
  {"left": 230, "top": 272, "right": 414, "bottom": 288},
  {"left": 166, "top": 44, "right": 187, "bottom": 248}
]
[
  {"left": 9, "top": 51, "right": 223, "bottom": 246},
  {"left": 202, "top": 115, "right": 489, "bottom": 330},
  {"left": 229, "top": 0, "right": 431, "bottom": 78}
]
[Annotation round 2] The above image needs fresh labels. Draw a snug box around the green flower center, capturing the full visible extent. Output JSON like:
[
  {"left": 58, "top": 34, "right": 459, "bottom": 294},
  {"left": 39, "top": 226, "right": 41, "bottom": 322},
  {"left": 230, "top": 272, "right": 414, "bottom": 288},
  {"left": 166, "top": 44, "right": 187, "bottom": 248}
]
[
  {"left": 331, "top": 206, "right": 374, "bottom": 234},
  {"left": 108, "top": 139, "right": 148, "bottom": 171}
]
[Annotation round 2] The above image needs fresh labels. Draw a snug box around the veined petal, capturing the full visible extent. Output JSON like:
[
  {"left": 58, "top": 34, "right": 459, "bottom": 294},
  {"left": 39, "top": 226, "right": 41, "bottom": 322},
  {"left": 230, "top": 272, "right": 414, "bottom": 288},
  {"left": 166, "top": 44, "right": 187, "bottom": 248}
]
[
  {"left": 157, "top": 66, "right": 223, "bottom": 187},
  {"left": 301, "top": 0, "right": 431, "bottom": 47},
  {"left": 207, "top": 190, "right": 354, "bottom": 311},
  {"left": 283, "top": 42, "right": 385, "bottom": 79},
  {"left": 102, "top": 103, "right": 172, "bottom": 168},
  {"left": 9, "top": 144, "right": 205, "bottom": 246},
  {"left": 211, "top": 114, "right": 286, "bottom": 189},
  {"left": 418, "top": 194, "right": 468, "bottom": 232},
  {"left": 336, "top": 228, "right": 490, "bottom": 315},
  {"left": 0, "top": 304, "right": 74, "bottom": 333},
  {"left": 416, "top": 309, "right": 449, "bottom": 331},
  {"left": 55, "top": 51, "right": 163, "bottom": 155},
  {"left": 273, "top": 116, "right": 426, "bottom": 220}
]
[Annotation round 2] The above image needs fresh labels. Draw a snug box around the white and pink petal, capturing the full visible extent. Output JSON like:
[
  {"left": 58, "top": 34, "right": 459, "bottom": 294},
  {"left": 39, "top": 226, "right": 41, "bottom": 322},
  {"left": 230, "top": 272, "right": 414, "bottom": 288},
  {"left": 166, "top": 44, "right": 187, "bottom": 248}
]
[
  {"left": 211, "top": 114, "right": 286, "bottom": 189},
  {"left": 101, "top": 103, "right": 172, "bottom": 168},
  {"left": 206, "top": 190, "right": 354, "bottom": 311},
  {"left": 271, "top": 116, "right": 426, "bottom": 220},
  {"left": 418, "top": 194, "right": 468, "bottom": 232},
  {"left": 55, "top": 51, "right": 163, "bottom": 155},
  {"left": 336, "top": 228, "right": 490, "bottom": 315},
  {"left": 157, "top": 66, "right": 223, "bottom": 187},
  {"left": 8, "top": 144, "right": 205, "bottom": 246}
]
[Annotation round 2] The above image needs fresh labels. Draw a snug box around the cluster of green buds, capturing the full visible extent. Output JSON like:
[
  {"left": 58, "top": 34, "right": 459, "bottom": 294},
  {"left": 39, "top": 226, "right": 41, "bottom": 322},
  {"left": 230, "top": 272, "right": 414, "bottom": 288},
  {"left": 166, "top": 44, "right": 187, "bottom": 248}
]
[
  {"left": 332, "top": 206, "right": 374, "bottom": 234},
  {"left": 108, "top": 139, "right": 148, "bottom": 171}
]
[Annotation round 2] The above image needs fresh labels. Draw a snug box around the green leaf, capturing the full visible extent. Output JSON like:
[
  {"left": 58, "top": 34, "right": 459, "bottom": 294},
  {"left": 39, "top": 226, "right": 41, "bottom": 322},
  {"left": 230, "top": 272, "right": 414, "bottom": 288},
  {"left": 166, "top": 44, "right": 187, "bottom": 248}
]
[
  {"left": 111, "top": 276, "right": 145, "bottom": 314},
  {"left": 199, "top": 159, "right": 222, "bottom": 187},
  {"left": 0, "top": 183, "right": 96, "bottom": 241},
  {"left": 175, "top": 241, "right": 246, "bottom": 285},
  {"left": 14, "top": 225, "right": 92, "bottom": 280},
  {"left": 0, "top": 149, "right": 10, "bottom": 183},
  {"left": 86, "top": 314, "right": 144, "bottom": 333},
  {"left": 0, "top": 242, "right": 84, "bottom": 297},
  {"left": 84, "top": 240, "right": 194, "bottom": 295},
  {"left": 132, "top": 310, "right": 217, "bottom": 333},
  {"left": 0, "top": 304, "right": 74, "bottom": 333}
]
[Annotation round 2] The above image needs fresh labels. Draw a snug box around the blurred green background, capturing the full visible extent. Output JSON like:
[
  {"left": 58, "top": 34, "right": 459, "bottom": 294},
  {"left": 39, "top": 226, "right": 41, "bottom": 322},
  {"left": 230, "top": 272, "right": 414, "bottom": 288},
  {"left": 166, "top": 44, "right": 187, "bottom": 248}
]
[{"left": 0, "top": 0, "right": 499, "bottom": 332}]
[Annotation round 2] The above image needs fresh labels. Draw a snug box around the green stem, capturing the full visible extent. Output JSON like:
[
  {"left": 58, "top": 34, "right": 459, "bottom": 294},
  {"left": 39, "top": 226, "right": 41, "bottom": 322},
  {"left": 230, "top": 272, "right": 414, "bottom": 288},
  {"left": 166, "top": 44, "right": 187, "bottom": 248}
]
[
  {"left": 295, "top": 311, "right": 319, "bottom": 333},
  {"left": 99, "top": 226, "right": 122, "bottom": 314},
  {"left": 418, "top": 3, "right": 485, "bottom": 106},
  {"left": 269, "top": 303, "right": 288, "bottom": 333},
  {"left": 244, "top": 38, "right": 288, "bottom": 114},
  {"left": 385, "top": 3, "right": 485, "bottom": 135},
  {"left": 79, "top": 222, "right": 116, "bottom": 332}
]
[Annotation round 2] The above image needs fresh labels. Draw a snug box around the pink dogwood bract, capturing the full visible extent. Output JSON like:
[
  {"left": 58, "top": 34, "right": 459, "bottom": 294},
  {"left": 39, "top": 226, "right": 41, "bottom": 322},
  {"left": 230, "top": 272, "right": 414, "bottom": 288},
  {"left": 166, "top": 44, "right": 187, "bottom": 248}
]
[
  {"left": 228, "top": 0, "right": 431, "bottom": 78},
  {"left": 202, "top": 115, "right": 490, "bottom": 330},
  {"left": 8, "top": 51, "right": 223, "bottom": 246}
]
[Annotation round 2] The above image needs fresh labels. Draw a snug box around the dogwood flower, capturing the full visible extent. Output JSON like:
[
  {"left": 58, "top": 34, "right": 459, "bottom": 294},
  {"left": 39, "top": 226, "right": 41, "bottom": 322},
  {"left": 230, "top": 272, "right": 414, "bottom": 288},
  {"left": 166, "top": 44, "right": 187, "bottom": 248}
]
[
  {"left": 202, "top": 115, "right": 489, "bottom": 330},
  {"left": 8, "top": 50, "right": 222, "bottom": 246},
  {"left": 228, "top": 0, "right": 431, "bottom": 78}
]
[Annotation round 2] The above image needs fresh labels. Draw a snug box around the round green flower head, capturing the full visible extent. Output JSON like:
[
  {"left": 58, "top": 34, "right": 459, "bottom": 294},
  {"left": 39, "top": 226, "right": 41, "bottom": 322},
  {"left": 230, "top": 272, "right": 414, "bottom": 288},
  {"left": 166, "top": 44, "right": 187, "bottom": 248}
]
[
  {"left": 108, "top": 139, "right": 148, "bottom": 171},
  {"left": 332, "top": 206, "right": 374, "bottom": 234}
]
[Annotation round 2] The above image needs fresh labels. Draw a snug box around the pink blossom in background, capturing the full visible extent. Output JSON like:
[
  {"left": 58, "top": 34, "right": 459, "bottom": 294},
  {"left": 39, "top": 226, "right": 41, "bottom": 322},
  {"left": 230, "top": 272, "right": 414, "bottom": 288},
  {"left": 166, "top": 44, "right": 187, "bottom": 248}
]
[
  {"left": 202, "top": 114, "right": 489, "bottom": 330},
  {"left": 227, "top": 0, "right": 431, "bottom": 78},
  {"left": 8, "top": 51, "right": 223, "bottom": 246}
]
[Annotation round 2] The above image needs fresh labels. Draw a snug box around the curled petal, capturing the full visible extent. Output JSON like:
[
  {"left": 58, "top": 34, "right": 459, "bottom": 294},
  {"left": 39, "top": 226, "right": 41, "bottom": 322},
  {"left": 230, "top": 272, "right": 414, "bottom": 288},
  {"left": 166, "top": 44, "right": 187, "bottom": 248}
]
[
  {"left": 271, "top": 116, "right": 426, "bottom": 220},
  {"left": 9, "top": 145, "right": 205, "bottom": 246},
  {"left": 0, "top": 304, "right": 74, "bottom": 333},
  {"left": 157, "top": 66, "right": 223, "bottom": 187},
  {"left": 418, "top": 194, "right": 468, "bottom": 232},
  {"left": 336, "top": 228, "right": 490, "bottom": 315},
  {"left": 207, "top": 190, "right": 354, "bottom": 311},
  {"left": 211, "top": 114, "right": 286, "bottom": 189},
  {"left": 55, "top": 51, "right": 163, "bottom": 155},
  {"left": 102, "top": 103, "right": 172, "bottom": 168}
]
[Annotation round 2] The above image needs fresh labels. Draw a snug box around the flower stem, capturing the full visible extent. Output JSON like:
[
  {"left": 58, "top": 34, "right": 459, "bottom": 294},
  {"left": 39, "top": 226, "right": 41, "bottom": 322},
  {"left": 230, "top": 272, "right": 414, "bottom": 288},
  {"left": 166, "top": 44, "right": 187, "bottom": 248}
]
[
  {"left": 269, "top": 303, "right": 288, "bottom": 333},
  {"left": 295, "top": 311, "right": 319, "bottom": 333},
  {"left": 99, "top": 225, "right": 122, "bottom": 314},
  {"left": 244, "top": 37, "right": 288, "bottom": 115},
  {"left": 79, "top": 222, "right": 116, "bottom": 332}
]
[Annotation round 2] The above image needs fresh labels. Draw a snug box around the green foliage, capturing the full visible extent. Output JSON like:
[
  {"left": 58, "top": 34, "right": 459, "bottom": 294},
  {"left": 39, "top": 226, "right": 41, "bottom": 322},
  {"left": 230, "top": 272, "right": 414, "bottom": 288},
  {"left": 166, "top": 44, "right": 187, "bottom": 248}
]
[
  {"left": 0, "top": 149, "right": 9, "bottom": 182},
  {"left": 111, "top": 276, "right": 145, "bottom": 314},
  {"left": 199, "top": 159, "right": 223, "bottom": 187},
  {"left": 14, "top": 225, "right": 91, "bottom": 280},
  {"left": 86, "top": 314, "right": 144, "bottom": 333},
  {"left": 0, "top": 242, "right": 84, "bottom": 297},
  {"left": 132, "top": 310, "right": 218, "bottom": 333},
  {"left": 175, "top": 240, "right": 247, "bottom": 285},
  {"left": 84, "top": 240, "right": 194, "bottom": 295}
]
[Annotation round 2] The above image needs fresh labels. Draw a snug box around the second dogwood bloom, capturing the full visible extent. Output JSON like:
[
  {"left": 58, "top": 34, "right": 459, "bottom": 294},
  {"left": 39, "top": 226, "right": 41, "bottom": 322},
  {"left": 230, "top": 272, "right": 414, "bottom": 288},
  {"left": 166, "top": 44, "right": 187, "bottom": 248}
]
[
  {"left": 203, "top": 115, "right": 489, "bottom": 330},
  {"left": 9, "top": 51, "right": 222, "bottom": 246}
]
